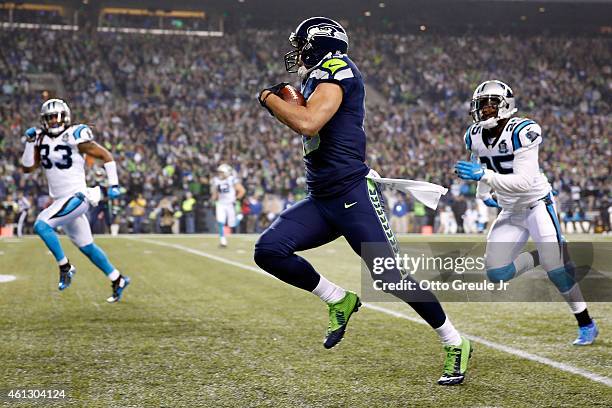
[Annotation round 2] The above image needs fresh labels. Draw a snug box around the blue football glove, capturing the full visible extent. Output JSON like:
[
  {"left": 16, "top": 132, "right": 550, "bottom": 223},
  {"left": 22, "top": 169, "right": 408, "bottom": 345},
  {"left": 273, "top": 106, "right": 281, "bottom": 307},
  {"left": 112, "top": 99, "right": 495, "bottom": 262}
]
[
  {"left": 25, "top": 127, "right": 41, "bottom": 143},
  {"left": 454, "top": 161, "right": 485, "bottom": 181},
  {"left": 483, "top": 198, "right": 500, "bottom": 208},
  {"left": 107, "top": 185, "right": 121, "bottom": 199}
]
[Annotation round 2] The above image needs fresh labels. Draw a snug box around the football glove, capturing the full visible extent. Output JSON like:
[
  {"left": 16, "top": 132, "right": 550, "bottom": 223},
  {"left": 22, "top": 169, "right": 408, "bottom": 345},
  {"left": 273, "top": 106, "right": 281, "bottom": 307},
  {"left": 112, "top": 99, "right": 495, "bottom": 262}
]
[
  {"left": 107, "top": 185, "right": 121, "bottom": 199},
  {"left": 455, "top": 161, "right": 485, "bottom": 181},
  {"left": 258, "top": 82, "right": 290, "bottom": 116},
  {"left": 25, "top": 127, "right": 41, "bottom": 143},
  {"left": 483, "top": 198, "right": 500, "bottom": 208}
]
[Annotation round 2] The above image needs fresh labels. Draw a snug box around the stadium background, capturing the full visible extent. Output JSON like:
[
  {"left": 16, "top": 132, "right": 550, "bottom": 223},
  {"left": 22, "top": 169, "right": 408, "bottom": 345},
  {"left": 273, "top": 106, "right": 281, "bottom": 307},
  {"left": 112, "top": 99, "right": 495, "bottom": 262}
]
[
  {"left": 0, "top": 0, "right": 610, "bottom": 237},
  {"left": 1, "top": 2, "right": 611, "bottom": 407}
]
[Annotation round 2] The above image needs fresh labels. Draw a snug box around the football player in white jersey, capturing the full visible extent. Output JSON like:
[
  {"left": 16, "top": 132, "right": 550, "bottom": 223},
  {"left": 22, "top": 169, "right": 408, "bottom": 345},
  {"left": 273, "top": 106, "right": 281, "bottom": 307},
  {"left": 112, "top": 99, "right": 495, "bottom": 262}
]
[
  {"left": 454, "top": 81, "right": 598, "bottom": 345},
  {"left": 211, "top": 164, "right": 245, "bottom": 247},
  {"left": 21, "top": 99, "right": 130, "bottom": 303}
]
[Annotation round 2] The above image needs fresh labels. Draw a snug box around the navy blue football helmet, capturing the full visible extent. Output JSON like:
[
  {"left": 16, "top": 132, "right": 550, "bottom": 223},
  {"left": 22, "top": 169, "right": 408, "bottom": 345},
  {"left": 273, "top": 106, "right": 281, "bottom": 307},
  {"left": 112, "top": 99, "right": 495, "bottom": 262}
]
[{"left": 284, "top": 17, "right": 349, "bottom": 73}]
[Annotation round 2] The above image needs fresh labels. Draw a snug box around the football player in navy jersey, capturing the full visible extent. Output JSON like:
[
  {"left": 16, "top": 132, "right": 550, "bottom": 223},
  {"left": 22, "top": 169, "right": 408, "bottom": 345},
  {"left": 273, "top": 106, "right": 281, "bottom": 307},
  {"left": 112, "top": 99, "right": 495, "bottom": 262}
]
[{"left": 256, "top": 17, "right": 471, "bottom": 385}]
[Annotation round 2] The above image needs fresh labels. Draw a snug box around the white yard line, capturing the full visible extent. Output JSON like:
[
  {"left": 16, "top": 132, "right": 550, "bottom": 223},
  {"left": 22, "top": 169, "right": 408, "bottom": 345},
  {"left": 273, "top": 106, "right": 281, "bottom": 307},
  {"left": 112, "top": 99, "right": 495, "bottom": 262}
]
[{"left": 128, "top": 237, "right": 612, "bottom": 388}]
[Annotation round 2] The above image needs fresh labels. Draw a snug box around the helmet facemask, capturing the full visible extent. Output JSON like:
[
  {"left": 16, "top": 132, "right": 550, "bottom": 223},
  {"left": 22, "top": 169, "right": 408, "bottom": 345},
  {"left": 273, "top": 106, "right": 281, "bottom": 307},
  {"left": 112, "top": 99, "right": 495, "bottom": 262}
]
[
  {"left": 42, "top": 112, "right": 69, "bottom": 135},
  {"left": 470, "top": 80, "right": 517, "bottom": 129},
  {"left": 470, "top": 96, "right": 505, "bottom": 129},
  {"left": 284, "top": 32, "right": 303, "bottom": 73},
  {"left": 40, "top": 99, "right": 71, "bottom": 136},
  {"left": 285, "top": 33, "right": 317, "bottom": 80}
]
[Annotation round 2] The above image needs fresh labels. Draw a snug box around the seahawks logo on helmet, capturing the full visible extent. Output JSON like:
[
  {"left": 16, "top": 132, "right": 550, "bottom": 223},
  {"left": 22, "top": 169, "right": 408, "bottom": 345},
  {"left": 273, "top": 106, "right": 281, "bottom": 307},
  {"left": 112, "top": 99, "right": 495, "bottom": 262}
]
[{"left": 306, "top": 23, "right": 349, "bottom": 44}]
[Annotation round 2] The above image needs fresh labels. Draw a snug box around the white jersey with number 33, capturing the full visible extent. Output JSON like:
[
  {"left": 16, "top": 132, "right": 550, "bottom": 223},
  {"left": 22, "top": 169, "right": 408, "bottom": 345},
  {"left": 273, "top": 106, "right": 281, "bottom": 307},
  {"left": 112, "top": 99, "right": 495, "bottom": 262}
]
[
  {"left": 38, "top": 124, "right": 92, "bottom": 199},
  {"left": 465, "top": 117, "right": 551, "bottom": 209}
]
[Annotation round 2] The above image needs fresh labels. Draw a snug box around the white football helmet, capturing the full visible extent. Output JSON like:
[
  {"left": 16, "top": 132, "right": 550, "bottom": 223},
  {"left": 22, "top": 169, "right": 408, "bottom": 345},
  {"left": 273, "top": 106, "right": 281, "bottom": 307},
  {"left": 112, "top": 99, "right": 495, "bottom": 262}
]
[
  {"left": 40, "top": 98, "right": 71, "bottom": 136},
  {"left": 470, "top": 80, "right": 517, "bottom": 129},
  {"left": 217, "top": 163, "right": 233, "bottom": 179}
]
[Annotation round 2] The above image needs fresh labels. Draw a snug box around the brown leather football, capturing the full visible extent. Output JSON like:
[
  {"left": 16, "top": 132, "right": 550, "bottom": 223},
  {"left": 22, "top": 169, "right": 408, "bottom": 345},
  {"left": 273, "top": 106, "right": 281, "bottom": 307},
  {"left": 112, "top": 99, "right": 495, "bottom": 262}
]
[{"left": 278, "top": 85, "right": 306, "bottom": 106}]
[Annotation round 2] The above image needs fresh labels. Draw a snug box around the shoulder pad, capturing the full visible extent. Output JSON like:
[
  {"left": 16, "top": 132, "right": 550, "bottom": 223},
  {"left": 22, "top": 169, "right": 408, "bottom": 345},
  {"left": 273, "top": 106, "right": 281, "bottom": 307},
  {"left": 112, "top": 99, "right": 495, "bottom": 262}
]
[
  {"left": 511, "top": 118, "right": 541, "bottom": 151},
  {"left": 311, "top": 54, "right": 354, "bottom": 81},
  {"left": 71, "top": 124, "right": 94, "bottom": 143}
]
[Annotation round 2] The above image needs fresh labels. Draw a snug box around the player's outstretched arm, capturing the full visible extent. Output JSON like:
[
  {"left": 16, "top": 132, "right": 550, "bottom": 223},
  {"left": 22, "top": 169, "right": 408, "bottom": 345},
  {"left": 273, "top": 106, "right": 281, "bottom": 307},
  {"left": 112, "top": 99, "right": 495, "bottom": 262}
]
[
  {"left": 259, "top": 83, "right": 342, "bottom": 137},
  {"left": 78, "top": 140, "right": 113, "bottom": 163},
  {"left": 455, "top": 147, "right": 539, "bottom": 193},
  {"left": 78, "top": 141, "right": 121, "bottom": 198},
  {"left": 480, "top": 147, "right": 540, "bottom": 193},
  {"left": 21, "top": 128, "right": 41, "bottom": 173}
]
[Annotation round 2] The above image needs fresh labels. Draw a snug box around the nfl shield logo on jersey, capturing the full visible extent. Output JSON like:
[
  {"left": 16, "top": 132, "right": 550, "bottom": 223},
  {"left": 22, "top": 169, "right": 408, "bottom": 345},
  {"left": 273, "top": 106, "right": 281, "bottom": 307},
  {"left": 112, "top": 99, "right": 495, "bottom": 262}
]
[
  {"left": 62, "top": 133, "right": 69, "bottom": 142},
  {"left": 526, "top": 131, "right": 539, "bottom": 142},
  {"left": 498, "top": 140, "right": 508, "bottom": 154}
]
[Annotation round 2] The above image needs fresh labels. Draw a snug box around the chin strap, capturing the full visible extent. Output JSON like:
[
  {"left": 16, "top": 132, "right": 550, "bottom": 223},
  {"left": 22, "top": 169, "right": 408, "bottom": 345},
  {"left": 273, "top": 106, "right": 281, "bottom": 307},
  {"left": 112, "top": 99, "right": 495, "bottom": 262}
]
[
  {"left": 297, "top": 65, "right": 312, "bottom": 80},
  {"left": 480, "top": 118, "right": 499, "bottom": 129},
  {"left": 480, "top": 108, "right": 518, "bottom": 129},
  {"left": 47, "top": 126, "right": 66, "bottom": 136},
  {"left": 297, "top": 52, "right": 335, "bottom": 80}
]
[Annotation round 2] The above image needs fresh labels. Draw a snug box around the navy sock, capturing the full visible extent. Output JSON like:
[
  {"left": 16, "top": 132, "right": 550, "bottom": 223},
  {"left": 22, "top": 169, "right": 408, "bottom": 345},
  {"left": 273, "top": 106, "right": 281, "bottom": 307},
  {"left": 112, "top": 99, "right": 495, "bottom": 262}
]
[{"left": 575, "top": 309, "right": 593, "bottom": 327}]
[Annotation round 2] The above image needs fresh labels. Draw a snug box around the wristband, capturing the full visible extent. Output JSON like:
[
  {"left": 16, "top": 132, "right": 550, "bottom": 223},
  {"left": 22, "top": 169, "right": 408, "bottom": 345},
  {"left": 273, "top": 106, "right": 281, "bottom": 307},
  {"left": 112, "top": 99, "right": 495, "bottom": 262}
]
[
  {"left": 21, "top": 142, "right": 36, "bottom": 167},
  {"left": 104, "top": 161, "right": 119, "bottom": 186}
]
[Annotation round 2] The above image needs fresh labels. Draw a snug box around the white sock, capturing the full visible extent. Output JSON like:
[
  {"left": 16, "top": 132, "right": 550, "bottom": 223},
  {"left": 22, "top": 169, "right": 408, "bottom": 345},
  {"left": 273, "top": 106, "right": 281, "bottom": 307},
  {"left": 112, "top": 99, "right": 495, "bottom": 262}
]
[
  {"left": 434, "top": 317, "right": 462, "bottom": 346},
  {"left": 108, "top": 270, "right": 120, "bottom": 281},
  {"left": 560, "top": 284, "right": 587, "bottom": 314},
  {"left": 312, "top": 276, "right": 346, "bottom": 304},
  {"left": 513, "top": 251, "right": 536, "bottom": 277},
  {"left": 58, "top": 257, "right": 68, "bottom": 266}
]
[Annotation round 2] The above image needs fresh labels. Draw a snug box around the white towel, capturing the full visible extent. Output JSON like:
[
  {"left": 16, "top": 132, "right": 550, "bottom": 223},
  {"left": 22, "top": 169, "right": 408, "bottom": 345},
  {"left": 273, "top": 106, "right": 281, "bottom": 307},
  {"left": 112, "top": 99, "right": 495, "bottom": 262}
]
[
  {"left": 366, "top": 170, "right": 448, "bottom": 210},
  {"left": 85, "top": 186, "right": 102, "bottom": 207}
]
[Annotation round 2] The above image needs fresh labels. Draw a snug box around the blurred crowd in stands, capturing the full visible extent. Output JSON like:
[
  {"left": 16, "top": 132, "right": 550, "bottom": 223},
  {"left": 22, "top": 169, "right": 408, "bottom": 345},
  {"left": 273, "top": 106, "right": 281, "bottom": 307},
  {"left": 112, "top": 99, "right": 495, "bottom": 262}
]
[
  {"left": 1, "top": 9, "right": 65, "bottom": 25},
  {"left": 0, "top": 26, "right": 609, "bottom": 236}
]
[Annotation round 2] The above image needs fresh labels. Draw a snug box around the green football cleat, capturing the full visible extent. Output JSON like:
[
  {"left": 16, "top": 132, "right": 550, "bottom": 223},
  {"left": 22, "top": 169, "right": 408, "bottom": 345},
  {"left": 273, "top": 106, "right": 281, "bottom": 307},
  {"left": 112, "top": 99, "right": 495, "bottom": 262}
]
[
  {"left": 323, "top": 291, "right": 361, "bottom": 349},
  {"left": 437, "top": 337, "right": 472, "bottom": 385}
]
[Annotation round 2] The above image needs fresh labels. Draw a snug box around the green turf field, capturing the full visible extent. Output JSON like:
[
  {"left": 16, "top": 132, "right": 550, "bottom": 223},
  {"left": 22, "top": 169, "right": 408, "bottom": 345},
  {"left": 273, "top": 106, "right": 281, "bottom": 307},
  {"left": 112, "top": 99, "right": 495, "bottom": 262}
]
[{"left": 1, "top": 235, "right": 611, "bottom": 407}]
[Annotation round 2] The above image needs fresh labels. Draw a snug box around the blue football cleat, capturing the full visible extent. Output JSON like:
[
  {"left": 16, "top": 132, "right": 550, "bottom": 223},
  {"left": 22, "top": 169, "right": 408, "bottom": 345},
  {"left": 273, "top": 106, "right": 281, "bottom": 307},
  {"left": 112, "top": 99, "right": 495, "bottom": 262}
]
[
  {"left": 573, "top": 321, "right": 599, "bottom": 346},
  {"left": 58, "top": 264, "right": 76, "bottom": 291},
  {"left": 107, "top": 275, "right": 130, "bottom": 303}
]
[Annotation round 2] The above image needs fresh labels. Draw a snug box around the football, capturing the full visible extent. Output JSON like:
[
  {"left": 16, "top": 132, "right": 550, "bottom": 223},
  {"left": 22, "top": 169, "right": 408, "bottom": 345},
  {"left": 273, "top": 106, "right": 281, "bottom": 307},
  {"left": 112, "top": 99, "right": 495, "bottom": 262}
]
[{"left": 278, "top": 84, "right": 306, "bottom": 106}]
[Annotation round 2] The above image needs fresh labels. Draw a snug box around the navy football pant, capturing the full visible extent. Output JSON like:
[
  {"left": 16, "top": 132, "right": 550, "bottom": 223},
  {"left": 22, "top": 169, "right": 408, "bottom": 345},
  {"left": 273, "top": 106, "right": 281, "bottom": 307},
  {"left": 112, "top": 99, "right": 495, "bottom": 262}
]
[{"left": 254, "top": 178, "right": 446, "bottom": 329}]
